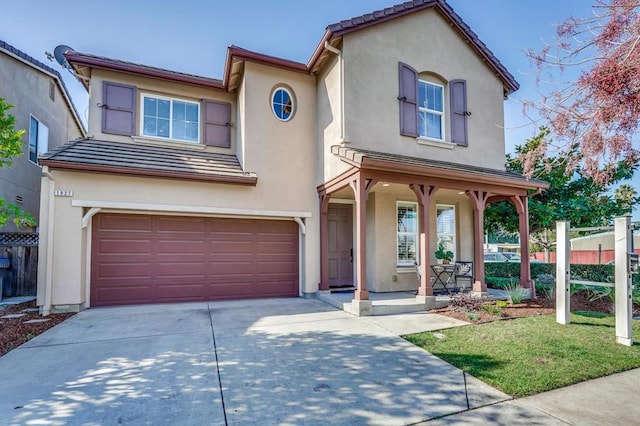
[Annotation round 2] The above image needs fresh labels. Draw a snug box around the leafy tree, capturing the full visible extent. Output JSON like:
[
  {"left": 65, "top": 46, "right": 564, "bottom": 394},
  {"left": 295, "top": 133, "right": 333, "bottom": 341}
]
[
  {"left": 613, "top": 183, "right": 639, "bottom": 214},
  {"left": 0, "top": 98, "right": 35, "bottom": 228},
  {"left": 486, "top": 127, "right": 637, "bottom": 260},
  {"left": 524, "top": 0, "right": 640, "bottom": 183}
]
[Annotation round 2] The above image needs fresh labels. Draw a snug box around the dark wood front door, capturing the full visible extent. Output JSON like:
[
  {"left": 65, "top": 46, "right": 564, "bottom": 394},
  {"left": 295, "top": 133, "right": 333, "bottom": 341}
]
[{"left": 327, "top": 203, "right": 353, "bottom": 287}]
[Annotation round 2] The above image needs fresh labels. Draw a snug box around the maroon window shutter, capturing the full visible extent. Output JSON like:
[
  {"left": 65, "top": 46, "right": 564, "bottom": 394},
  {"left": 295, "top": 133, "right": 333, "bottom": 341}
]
[
  {"left": 102, "top": 81, "right": 136, "bottom": 136},
  {"left": 450, "top": 79, "right": 468, "bottom": 146},
  {"left": 203, "top": 100, "right": 231, "bottom": 148},
  {"left": 398, "top": 62, "right": 418, "bottom": 137}
]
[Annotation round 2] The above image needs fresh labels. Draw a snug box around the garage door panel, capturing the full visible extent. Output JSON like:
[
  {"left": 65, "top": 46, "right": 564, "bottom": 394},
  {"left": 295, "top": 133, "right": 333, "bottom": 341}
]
[
  {"left": 97, "top": 239, "right": 153, "bottom": 255},
  {"left": 97, "top": 215, "right": 153, "bottom": 232},
  {"left": 158, "top": 217, "right": 206, "bottom": 233},
  {"left": 98, "top": 263, "right": 154, "bottom": 279},
  {"left": 92, "top": 214, "right": 299, "bottom": 306}
]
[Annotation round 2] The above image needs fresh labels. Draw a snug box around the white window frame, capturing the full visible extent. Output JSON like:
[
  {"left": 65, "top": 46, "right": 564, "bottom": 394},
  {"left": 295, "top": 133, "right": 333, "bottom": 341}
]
[
  {"left": 28, "top": 115, "right": 48, "bottom": 166},
  {"left": 436, "top": 204, "right": 456, "bottom": 261},
  {"left": 397, "top": 201, "right": 419, "bottom": 267},
  {"left": 271, "top": 87, "right": 294, "bottom": 122},
  {"left": 140, "top": 93, "right": 200, "bottom": 143},
  {"left": 418, "top": 80, "right": 445, "bottom": 142}
]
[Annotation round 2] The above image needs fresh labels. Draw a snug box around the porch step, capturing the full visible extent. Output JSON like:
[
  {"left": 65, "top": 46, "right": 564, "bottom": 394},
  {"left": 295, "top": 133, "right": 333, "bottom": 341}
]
[{"left": 316, "top": 291, "right": 450, "bottom": 316}]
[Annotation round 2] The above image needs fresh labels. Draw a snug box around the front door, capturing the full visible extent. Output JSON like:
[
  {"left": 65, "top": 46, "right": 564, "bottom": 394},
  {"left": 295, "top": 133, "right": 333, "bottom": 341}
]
[{"left": 327, "top": 203, "right": 353, "bottom": 287}]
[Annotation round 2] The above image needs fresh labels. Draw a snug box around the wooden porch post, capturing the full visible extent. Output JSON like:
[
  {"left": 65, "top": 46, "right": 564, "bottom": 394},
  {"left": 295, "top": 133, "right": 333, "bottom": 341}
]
[
  {"left": 318, "top": 193, "right": 331, "bottom": 291},
  {"left": 512, "top": 195, "right": 533, "bottom": 293},
  {"left": 468, "top": 190, "right": 491, "bottom": 292},
  {"left": 350, "top": 174, "right": 377, "bottom": 301},
  {"left": 409, "top": 184, "right": 438, "bottom": 297}
]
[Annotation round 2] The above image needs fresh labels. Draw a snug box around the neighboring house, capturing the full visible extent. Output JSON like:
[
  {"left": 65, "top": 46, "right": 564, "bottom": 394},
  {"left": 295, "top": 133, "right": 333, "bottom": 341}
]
[
  {"left": 37, "top": 0, "right": 547, "bottom": 314},
  {"left": 0, "top": 40, "right": 85, "bottom": 231},
  {"left": 569, "top": 230, "right": 640, "bottom": 264}
]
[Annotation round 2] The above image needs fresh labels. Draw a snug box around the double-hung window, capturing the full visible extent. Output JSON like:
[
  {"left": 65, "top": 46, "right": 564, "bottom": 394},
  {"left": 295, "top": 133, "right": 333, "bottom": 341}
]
[
  {"left": 397, "top": 202, "right": 419, "bottom": 266},
  {"left": 418, "top": 80, "right": 444, "bottom": 140},
  {"left": 142, "top": 94, "right": 199, "bottom": 142}
]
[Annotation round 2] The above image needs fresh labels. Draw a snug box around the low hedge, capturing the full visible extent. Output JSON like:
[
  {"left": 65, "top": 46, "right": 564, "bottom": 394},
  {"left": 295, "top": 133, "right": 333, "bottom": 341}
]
[{"left": 484, "top": 262, "right": 639, "bottom": 286}]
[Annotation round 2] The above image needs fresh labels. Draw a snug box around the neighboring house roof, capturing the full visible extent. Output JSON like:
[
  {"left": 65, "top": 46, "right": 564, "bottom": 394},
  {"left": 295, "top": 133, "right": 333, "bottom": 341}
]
[
  {"left": 66, "top": 0, "right": 517, "bottom": 95},
  {"left": 39, "top": 139, "right": 257, "bottom": 185},
  {"left": 0, "top": 40, "right": 86, "bottom": 136},
  {"left": 308, "top": 0, "right": 519, "bottom": 94},
  {"left": 332, "top": 145, "right": 549, "bottom": 190},
  {"left": 64, "top": 51, "right": 225, "bottom": 91}
]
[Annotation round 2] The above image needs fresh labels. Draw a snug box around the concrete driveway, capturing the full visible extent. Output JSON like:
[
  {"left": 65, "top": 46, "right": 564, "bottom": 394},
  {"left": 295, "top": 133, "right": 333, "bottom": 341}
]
[{"left": 0, "top": 298, "right": 508, "bottom": 425}]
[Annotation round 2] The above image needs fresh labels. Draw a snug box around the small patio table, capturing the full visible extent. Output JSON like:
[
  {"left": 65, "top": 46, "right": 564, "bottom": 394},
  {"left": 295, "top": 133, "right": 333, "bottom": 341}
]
[{"left": 430, "top": 264, "right": 456, "bottom": 293}]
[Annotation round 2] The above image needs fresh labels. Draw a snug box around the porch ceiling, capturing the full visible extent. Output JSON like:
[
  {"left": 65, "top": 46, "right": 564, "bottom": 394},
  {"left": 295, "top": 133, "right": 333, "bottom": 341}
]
[{"left": 327, "top": 146, "right": 548, "bottom": 196}]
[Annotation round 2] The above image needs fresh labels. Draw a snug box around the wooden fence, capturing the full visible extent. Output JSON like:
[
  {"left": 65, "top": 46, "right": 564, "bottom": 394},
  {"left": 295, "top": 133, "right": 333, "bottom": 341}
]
[
  {"left": 0, "top": 233, "right": 38, "bottom": 298},
  {"left": 532, "top": 248, "right": 640, "bottom": 265}
]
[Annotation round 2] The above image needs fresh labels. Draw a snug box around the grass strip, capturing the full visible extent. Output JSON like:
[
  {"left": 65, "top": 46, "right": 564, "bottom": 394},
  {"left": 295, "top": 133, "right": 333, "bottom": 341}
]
[{"left": 404, "top": 313, "right": 640, "bottom": 397}]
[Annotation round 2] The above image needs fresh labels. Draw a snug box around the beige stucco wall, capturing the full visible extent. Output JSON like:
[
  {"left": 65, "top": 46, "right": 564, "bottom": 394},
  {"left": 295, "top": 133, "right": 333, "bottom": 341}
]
[
  {"left": 340, "top": 8, "right": 507, "bottom": 170},
  {"left": 366, "top": 186, "right": 474, "bottom": 292},
  {"left": 39, "top": 62, "right": 320, "bottom": 309},
  {"left": 0, "top": 51, "right": 83, "bottom": 230}
]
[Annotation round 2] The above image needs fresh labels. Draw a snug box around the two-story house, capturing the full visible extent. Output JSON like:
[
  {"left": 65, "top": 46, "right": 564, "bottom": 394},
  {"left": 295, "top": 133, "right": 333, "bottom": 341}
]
[
  {"left": 37, "top": 0, "right": 547, "bottom": 315},
  {"left": 0, "top": 40, "right": 85, "bottom": 231}
]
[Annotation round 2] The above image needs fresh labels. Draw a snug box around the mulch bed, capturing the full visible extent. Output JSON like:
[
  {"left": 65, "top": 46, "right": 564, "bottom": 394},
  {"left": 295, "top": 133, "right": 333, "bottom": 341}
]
[
  {"left": 0, "top": 301, "right": 75, "bottom": 357},
  {"left": 433, "top": 290, "right": 638, "bottom": 324}
]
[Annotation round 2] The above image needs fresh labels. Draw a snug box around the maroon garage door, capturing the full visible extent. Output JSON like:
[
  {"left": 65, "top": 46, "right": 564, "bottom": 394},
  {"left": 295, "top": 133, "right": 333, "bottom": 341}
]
[{"left": 91, "top": 214, "right": 299, "bottom": 306}]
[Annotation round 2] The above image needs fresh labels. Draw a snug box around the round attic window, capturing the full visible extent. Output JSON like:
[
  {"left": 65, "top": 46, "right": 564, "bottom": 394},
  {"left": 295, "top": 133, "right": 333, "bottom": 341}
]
[{"left": 271, "top": 87, "right": 294, "bottom": 121}]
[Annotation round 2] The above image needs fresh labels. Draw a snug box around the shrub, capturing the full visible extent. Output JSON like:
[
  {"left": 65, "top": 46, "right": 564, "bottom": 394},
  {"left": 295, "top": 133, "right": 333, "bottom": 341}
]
[
  {"left": 485, "top": 276, "right": 518, "bottom": 289},
  {"left": 449, "top": 292, "right": 487, "bottom": 313},
  {"left": 536, "top": 273, "right": 555, "bottom": 299},
  {"left": 495, "top": 300, "right": 508, "bottom": 308},
  {"left": 482, "top": 303, "right": 503, "bottom": 316},
  {"left": 504, "top": 282, "right": 527, "bottom": 304}
]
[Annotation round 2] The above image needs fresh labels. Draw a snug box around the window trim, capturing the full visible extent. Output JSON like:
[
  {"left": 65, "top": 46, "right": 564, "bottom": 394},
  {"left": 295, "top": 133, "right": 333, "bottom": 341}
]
[
  {"left": 271, "top": 87, "right": 295, "bottom": 122},
  {"left": 418, "top": 80, "right": 445, "bottom": 142},
  {"left": 436, "top": 204, "right": 456, "bottom": 262},
  {"left": 396, "top": 201, "right": 419, "bottom": 267},
  {"left": 140, "top": 92, "right": 200, "bottom": 143}
]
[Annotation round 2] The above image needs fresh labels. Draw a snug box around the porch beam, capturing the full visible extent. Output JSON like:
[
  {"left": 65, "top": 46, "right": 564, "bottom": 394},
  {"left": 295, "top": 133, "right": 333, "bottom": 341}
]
[
  {"left": 511, "top": 195, "right": 534, "bottom": 295},
  {"left": 467, "top": 190, "right": 493, "bottom": 292},
  {"left": 350, "top": 169, "right": 528, "bottom": 196},
  {"left": 316, "top": 167, "right": 359, "bottom": 196},
  {"left": 410, "top": 184, "right": 438, "bottom": 297}
]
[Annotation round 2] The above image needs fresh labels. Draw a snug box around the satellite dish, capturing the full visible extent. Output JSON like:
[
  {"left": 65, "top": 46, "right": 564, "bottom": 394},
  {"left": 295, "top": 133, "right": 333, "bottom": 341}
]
[{"left": 53, "top": 45, "right": 75, "bottom": 71}]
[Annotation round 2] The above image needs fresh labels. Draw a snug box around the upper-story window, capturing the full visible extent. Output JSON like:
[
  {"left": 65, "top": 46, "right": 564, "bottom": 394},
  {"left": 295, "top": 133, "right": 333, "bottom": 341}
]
[
  {"left": 29, "top": 115, "right": 49, "bottom": 165},
  {"left": 418, "top": 81, "right": 444, "bottom": 141},
  {"left": 271, "top": 87, "right": 294, "bottom": 122},
  {"left": 399, "top": 62, "right": 468, "bottom": 146},
  {"left": 141, "top": 94, "right": 200, "bottom": 143}
]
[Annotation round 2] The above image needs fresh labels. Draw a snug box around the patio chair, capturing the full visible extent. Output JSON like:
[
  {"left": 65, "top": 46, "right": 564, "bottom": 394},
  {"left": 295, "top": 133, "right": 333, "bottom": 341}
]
[{"left": 454, "top": 261, "right": 473, "bottom": 291}]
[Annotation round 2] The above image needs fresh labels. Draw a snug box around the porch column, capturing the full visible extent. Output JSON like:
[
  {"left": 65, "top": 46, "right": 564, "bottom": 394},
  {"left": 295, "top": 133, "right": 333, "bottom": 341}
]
[
  {"left": 468, "top": 190, "right": 492, "bottom": 292},
  {"left": 318, "top": 193, "right": 331, "bottom": 291},
  {"left": 512, "top": 195, "right": 533, "bottom": 294},
  {"left": 410, "top": 184, "right": 438, "bottom": 297},
  {"left": 350, "top": 174, "right": 377, "bottom": 301}
]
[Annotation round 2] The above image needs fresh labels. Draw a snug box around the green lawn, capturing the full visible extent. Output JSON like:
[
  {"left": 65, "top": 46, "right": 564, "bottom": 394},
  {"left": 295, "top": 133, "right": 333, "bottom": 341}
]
[{"left": 404, "top": 313, "right": 640, "bottom": 397}]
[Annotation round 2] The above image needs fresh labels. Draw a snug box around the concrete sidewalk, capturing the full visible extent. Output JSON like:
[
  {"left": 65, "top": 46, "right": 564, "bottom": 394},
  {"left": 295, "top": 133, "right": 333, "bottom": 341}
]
[{"left": 427, "top": 368, "right": 640, "bottom": 425}]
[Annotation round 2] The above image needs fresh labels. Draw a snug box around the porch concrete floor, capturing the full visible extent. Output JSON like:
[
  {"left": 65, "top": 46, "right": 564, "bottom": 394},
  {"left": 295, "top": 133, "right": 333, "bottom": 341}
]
[
  {"left": 317, "top": 288, "right": 533, "bottom": 317},
  {"left": 317, "top": 290, "right": 451, "bottom": 316}
]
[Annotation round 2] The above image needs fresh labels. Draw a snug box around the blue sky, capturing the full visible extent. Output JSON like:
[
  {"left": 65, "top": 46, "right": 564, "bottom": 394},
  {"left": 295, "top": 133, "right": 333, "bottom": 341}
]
[{"left": 1, "top": 0, "right": 638, "bottom": 219}]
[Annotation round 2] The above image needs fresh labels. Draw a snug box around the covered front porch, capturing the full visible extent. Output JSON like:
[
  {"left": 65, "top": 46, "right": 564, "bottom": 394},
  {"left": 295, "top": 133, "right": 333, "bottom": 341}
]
[{"left": 317, "top": 146, "right": 548, "bottom": 316}]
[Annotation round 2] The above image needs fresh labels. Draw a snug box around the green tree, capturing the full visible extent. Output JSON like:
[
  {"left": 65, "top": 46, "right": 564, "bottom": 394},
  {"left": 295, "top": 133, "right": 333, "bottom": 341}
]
[
  {"left": 485, "top": 127, "right": 637, "bottom": 260},
  {"left": 0, "top": 98, "right": 36, "bottom": 228},
  {"left": 614, "top": 184, "right": 639, "bottom": 215}
]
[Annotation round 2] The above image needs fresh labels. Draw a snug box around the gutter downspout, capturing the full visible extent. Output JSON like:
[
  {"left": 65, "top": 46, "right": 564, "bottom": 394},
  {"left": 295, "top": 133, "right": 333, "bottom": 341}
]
[
  {"left": 324, "top": 41, "right": 349, "bottom": 144},
  {"left": 41, "top": 168, "right": 55, "bottom": 316}
]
